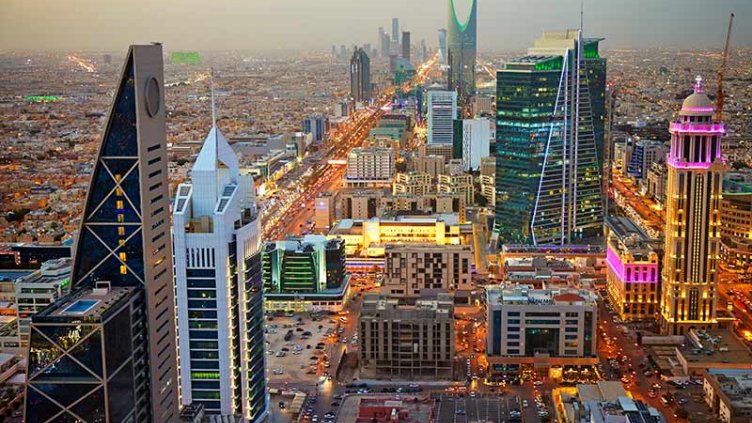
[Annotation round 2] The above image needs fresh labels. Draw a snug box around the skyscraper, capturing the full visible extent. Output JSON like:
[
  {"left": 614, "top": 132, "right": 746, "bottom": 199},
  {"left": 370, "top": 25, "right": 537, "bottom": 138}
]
[
  {"left": 438, "top": 29, "right": 448, "bottom": 66},
  {"left": 24, "top": 44, "right": 179, "bottom": 422},
  {"left": 350, "top": 47, "right": 371, "bottom": 102},
  {"left": 660, "top": 77, "right": 726, "bottom": 336},
  {"left": 427, "top": 90, "right": 458, "bottom": 145},
  {"left": 494, "top": 30, "right": 603, "bottom": 246},
  {"left": 391, "top": 18, "right": 400, "bottom": 44},
  {"left": 380, "top": 29, "right": 391, "bottom": 58},
  {"left": 447, "top": 0, "right": 477, "bottom": 103},
  {"left": 401, "top": 31, "right": 411, "bottom": 62},
  {"left": 172, "top": 99, "right": 268, "bottom": 419}
]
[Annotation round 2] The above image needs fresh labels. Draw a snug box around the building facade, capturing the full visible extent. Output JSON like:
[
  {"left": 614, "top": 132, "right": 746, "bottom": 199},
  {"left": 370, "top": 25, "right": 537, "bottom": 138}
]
[
  {"left": 303, "top": 115, "right": 327, "bottom": 143},
  {"left": 605, "top": 216, "right": 661, "bottom": 322},
  {"left": 494, "top": 31, "right": 604, "bottom": 246},
  {"left": 401, "top": 31, "right": 410, "bottom": 61},
  {"left": 660, "top": 77, "right": 726, "bottom": 336},
  {"left": 720, "top": 193, "right": 752, "bottom": 271},
  {"left": 345, "top": 147, "right": 395, "bottom": 186},
  {"left": 381, "top": 244, "right": 473, "bottom": 299},
  {"left": 427, "top": 91, "right": 458, "bottom": 145},
  {"left": 359, "top": 294, "right": 455, "bottom": 379},
  {"left": 172, "top": 122, "right": 268, "bottom": 420},
  {"left": 704, "top": 369, "right": 752, "bottom": 423},
  {"left": 456, "top": 118, "right": 491, "bottom": 171},
  {"left": 447, "top": 0, "right": 477, "bottom": 103},
  {"left": 485, "top": 285, "right": 598, "bottom": 379},
  {"left": 25, "top": 45, "right": 180, "bottom": 422}
]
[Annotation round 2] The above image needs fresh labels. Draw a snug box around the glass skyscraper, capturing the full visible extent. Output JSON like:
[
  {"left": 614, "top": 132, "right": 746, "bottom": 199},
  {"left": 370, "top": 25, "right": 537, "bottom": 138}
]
[
  {"left": 173, "top": 120, "right": 268, "bottom": 420},
  {"left": 494, "top": 31, "right": 604, "bottom": 246},
  {"left": 350, "top": 47, "right": 371, "bottom": 102},
  {"left": 447, "top": 0, "right": 477, "bottom": 104},
  {"left": 24, "top": 44, "right": 179, "bottom": 422}
]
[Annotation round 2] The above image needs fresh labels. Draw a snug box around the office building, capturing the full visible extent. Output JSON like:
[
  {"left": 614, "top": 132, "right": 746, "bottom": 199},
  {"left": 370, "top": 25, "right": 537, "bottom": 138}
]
[
  {"left": 721, "top": 193, "right": 752, "bottom": 271},
  {"left": 415, "top": 155, "right": 445, "bottom": 180},
  {"left": 605, "top": 216, "right": 661, "bottom": 322},
  {"left": 704, "top": 369, "right": 752, "bottom": 423},
  {"left": 427, "top": 91, "right": 457, "bottom": 145},
  {"left": 494, "top": 30, "right": 604, "bottom": 245},
  {"left": 172, "top": 120, "right": 268, "bottom": 419},
  {"left": 627, "top": 139, "right": 667, "bottom": 180},
  {"left": 646, "top": 161, "right": 668, "bottom": 207},
  {"left": 345, "top": 147, "right": 395, "bottom": 187},
  {"left": 455, "top": 117, "right": 491, "bottom": 171},
  {"left": 480, "top": 174, "right": 495, "bottom": 207},
  {"left": 303, "top": 115, "right": 327, "bottom": 143},
  {"left": 381, "top": 244, "right": 473, "bottom": 299},
  {"left": 261, "top": 236, "right": 350, "bottom": 312},
  {"left": 359, "top": 293, "right": 454, "bottom": 379},
  {"left": 315, "top": 192, "right": 337, "bottom": 230},
  {"left": 14, "top": 258, "right": 70, "bottom": 348},
  {"left": 401, "top": 31, "right": 410, "bottom": 61},
  {"left": 24, "top": 45, "right": 179, "bottom": 422},
  {"left": 660, "top": 77, "right": 726, "bottom": 336},
  {"left": 391, "top": 18, "right": 400, "bottom": 44},
  {"left": 473, "top": 95, "right": 494, "bottom": 116},
  {"left": 334, "top": 100, "right": 354, "bottom": 118},
  {"left": 447, "top": 0, "right": 477, "bottom": 103},
  {"left": 350, "top": 47, "right": 372, "bottom": 102},
  {"left": 485, "top": 285, "right": 598, "bottom": 379}
]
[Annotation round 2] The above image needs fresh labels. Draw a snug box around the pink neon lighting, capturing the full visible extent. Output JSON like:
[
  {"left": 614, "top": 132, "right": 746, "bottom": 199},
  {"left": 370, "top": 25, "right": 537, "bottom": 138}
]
[
  {"left": 670, "top": 122, "right": 725, "bottom": 134},
  {"left": 681, "top": 106, "right": 714, "bottom": 113},
  {"left": 667, "top": 157, "right": 712, "bottom": 170},
  {"left": 607, "top": 245, "right": 658, "bottom": 284}
]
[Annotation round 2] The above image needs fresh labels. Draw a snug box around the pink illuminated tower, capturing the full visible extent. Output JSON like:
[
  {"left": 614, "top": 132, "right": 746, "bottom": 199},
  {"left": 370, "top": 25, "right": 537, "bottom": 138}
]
[{"left": 660, "top": 76, "right": 727, "bottom": 335}]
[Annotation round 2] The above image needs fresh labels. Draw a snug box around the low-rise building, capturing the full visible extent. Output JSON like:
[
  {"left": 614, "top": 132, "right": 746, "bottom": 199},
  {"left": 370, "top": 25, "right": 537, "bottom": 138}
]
[
  {"left": 414, "top": 154, "right": 445, "bottom": 180},
  {"left": 14, "top": 258, "right": 71, "bottom": 348},
  {"left": 381, "top": 244, "right": 473, "bottom": 299},
  {"left": 437, "top": 173, "right": 474, "bottom": 204},
  {"left": 646, "top": 161, "right": 667, "bottom": 207},
  {"left": 261, "top": 235, "right": 351, "bottom": 312},
  {"left": 704, "top": 368, "right": 752, "bottom": 423},
  {"left": 720, "top": 193, "right": 752, "bottom": 271},
  {"left": 605, "top": 216, "right": 661, "bottom": 322},
  {"left": 485, "top": 285, "right": 598, "bottom": 380},
  {"left": 359, "top": 293, "right": 454, "bottom": 379},
  {"left": 314, "top": 192, "right": 336, "bottom": 231},
  {"left": 555, "top": 381, "right": 665, "bottom": 423},
  {"left": 393, "top": 172, "right": 433, "bottom": 196}
]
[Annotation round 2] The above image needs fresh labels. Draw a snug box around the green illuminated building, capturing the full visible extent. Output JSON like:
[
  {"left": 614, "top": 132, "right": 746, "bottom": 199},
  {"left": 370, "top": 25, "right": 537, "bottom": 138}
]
[
  {"left": 494, "top": 31, "right": 604, "bottom": 246},
  {"left": 447, "top": 0, "right": 477, "bottom": 105}
]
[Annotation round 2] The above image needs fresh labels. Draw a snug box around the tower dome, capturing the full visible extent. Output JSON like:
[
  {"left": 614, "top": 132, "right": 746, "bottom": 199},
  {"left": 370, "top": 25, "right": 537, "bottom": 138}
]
[{"left": 681, "top": 75, "right": 714, "bottom": 116}]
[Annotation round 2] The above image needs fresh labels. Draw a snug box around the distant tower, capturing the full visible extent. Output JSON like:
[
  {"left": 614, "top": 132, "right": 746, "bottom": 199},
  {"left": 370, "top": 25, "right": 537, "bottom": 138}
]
[
  {"left": 660, "top": 76, "right": 726, "bottom": 336},
  {"left": 24, "top": 44, "right": 179, "bottom": 422},
  {"left": 402, "top": 31, "right": 411, "bottom": 62},
  {"left": 350, "top": 47, "right": 372, "bottom": 102},
  {"left": 427, "top": 90, "right": 458, "bottom": 145},
  {"left": 392, "top": 18, "right": 400, "bottom": 44},
  {"left": 438, "top": 29, "right": 448, "bottom": 65},
  {"left": 447, "top": 0, "right": 477, "bottom": 104}
]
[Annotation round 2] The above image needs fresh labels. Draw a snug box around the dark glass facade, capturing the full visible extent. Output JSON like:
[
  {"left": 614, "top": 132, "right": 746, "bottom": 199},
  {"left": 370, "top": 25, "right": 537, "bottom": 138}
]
[{"left": 447, "top": 0, "right": 477, "bottom": 104}]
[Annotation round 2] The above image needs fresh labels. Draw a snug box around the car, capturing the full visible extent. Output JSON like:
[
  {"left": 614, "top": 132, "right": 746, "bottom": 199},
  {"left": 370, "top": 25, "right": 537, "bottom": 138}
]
[
  {"left": 278, "top": 401, "right": 286, "bottom": 409},
  {"left": 324, "top": 412, "right": 336, "bottom": 418},
  {"left": 522, "top": 400, "right": 529, "bottom": 407},
  {"left": 533, "top": 380, "right": 543, "bottom": 386},
  {"left": 331, "top": 402, "right": 340, "bottom": 407}
]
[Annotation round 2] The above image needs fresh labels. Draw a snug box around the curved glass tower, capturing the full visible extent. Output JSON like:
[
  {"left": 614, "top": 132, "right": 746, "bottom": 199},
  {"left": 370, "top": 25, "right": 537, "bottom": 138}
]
[{"left": 447, "top": 0, "right": 477, "bottom": 104}]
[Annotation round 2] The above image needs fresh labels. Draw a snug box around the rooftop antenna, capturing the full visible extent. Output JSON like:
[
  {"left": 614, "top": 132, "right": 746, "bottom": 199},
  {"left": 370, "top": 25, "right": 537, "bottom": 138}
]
[
  {"left": 210, "top": 68, "right": 217, "bottom": 128},
  {"left": 580, "top": 0, "right": 584, "bottom": 35}
]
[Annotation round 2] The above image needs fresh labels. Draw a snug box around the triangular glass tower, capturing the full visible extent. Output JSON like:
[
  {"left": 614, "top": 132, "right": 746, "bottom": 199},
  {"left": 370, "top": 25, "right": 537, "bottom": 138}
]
[{"left": 25, "top": 45, "right": 180, "bottom": 423}]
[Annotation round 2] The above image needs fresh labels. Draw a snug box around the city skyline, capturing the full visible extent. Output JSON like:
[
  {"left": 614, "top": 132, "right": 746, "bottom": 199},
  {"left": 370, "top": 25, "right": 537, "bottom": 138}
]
[{"left": 1, "top": 0, "right": 749, "bottom": 52}]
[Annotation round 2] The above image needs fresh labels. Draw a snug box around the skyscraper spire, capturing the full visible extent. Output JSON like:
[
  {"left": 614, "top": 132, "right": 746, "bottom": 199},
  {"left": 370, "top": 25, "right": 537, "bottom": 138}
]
[{"left": 210, "top": 68, "right": 217, "bottom": 128}]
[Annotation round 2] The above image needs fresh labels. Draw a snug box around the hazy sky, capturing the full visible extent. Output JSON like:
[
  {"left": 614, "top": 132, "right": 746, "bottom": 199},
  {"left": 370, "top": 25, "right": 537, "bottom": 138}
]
[{"left": 1, "top": 0, "right": 749, "bottom": 53}]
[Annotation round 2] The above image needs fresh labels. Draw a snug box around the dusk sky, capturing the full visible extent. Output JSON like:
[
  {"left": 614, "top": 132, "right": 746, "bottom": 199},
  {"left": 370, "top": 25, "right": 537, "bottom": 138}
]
[{"left": 1, "top": 0, "right": 749, "bottom": 53}]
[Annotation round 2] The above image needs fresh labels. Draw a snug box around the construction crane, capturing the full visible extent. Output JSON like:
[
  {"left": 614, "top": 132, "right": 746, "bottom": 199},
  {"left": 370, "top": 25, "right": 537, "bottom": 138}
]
[{"left": 716, "top": 12, "right": 734, "bottom": 121}]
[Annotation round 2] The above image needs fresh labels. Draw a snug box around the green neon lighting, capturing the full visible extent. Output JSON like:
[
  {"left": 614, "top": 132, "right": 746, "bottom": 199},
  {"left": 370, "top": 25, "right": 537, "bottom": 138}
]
[
  {"left": 24, "top": 95, "right": 62, "bottom": 102},
  {"left": 450, "top": 0, "right": 476, "bottom": 33},
  {"left": 171, "top": 52, "right": 200, "bottom": 65}
]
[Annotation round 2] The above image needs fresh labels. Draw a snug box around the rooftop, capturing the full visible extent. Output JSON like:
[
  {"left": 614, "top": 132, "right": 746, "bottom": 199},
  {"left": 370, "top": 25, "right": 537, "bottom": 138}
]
[
  {"left": 36, "top": 284, "right": 137, "bottom": 322},
  {"left": 486, "top": 284, "right": 598, "bottom": 307},
  {"left": 706, "top": 369, "right": 752, "bottom": 409},
  {"left": 678, "top": 329, "right": 752, "bottom": 369}
]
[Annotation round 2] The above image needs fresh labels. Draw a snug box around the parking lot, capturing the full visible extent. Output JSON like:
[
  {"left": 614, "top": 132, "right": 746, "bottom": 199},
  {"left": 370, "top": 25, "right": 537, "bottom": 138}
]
[
  {"left": 434, "top": 394, "right": 521, "bottom": 423},
  {"left": 265, "top": 312, "right": 352, "bottom": 383}
]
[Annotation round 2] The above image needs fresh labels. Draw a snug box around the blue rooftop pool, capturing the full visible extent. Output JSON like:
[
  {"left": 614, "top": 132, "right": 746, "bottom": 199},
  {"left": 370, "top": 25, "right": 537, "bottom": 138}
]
[{"left": 63, "top": 299, "right": 99, "bottom": 314}]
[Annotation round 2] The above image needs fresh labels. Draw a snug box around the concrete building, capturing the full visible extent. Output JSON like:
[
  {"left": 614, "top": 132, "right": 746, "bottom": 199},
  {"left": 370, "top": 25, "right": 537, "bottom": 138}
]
[
  {"left": 480, "top": 174, "right": 495, "bottom": 207},
  {"left": 172, "top": 118, "right": 268, "bottom": 419},
  {"left": 720, "top": 193, "right": 752, "bottom": 271},
  {"left": 14, "top": 258, "right": 70, "bottom": 348},
  {"left": 427, "top": 91, "right": 457, "bottom": 145},
  {"left": 315, "top": 191, "right": 337, "bottom": 230},
  {"left": 414, "top": 155, "right": 445, "bottom": 180},
  {"left": 704, "top": 369, "right": 752, "bottom": 423},
  {"left": 555, "top": 382, "right": 665, "bottom": 423},
  {"left": 485, "top": 285, "right": 598, "bottom": 379},
  {"left": 345, "top": 147, "right": 395, "bottom": 187},
  {"left": 261, "top": 235, "right": 350, "bottom": 312},
  {"left": 627, "top": 139, "right": 667, "bottom": 180},
  {"left": 303, "top": 115, "right": 327, "bottom": 143},
  {"left": 660, "top": 77, "right": 726, "bottom": 336},
  {"left": 646, "top": 161, "right": 667, "bottom": 207},
  {"left": 605, "top": 216, "right": 661, "bottom": 322},
  {"left": 381, "top": 244, "right": 473, "bottom": 299},
  {"left": 359, "top": 293, "right": 454, "bottom": 379},
  {"left": 437, "top": 173, "right": 474, "bottom": 204},
  {"left": 401, "top": 31, "right": 410, "bottom": 62},
  {"left": 393, "top": 172, "right": 433, "bottom": 196}
]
